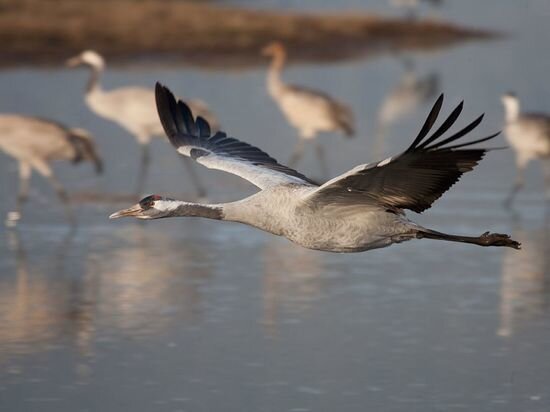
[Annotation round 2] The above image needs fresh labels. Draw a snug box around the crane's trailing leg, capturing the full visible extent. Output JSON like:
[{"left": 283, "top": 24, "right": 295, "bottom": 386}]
[{"left": 416, "top": 229, "right": 521, "bottom": 249}]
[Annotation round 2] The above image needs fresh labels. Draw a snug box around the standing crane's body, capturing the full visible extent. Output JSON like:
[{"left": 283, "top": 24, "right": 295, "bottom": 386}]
[
  {"left": 0, "top": 115, "right": 102, "bottom": 225},
  {"left": 85, "top": 87, "right": 163, "bottom": 146},
  {"left": 67, "top": 50, "right": 218, "bottom": 195},
  {"left": 263, "top": 43, "right": 354, "bottom": 140},
  {"left": 110, "top": 83, "right": 520, "bottom": 253},
  {"left": 390, "top": 0, "right": 443, "bottom": 18},
  {"left": 85, "top": 82, "right": 218, "bottom": 147},
  {"left": 501, "top": 93, "right": 550, "bottom": 205},
  {"left": 262, "top": 42, "right": 354, "bottom": 176},
  {"left": 374, "top": 63, "right": 439, "bottom": 160},
  {"left": 378, "top": 71, "right": 439, "bottom": 128}
]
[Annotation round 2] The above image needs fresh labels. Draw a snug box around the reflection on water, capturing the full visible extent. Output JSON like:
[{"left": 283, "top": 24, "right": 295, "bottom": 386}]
[
  {"left": 261, "top": 239, "right": 325, "bottom": 336},
  {"left": 0, "top": 231, "right": 77, "bottom": 361},
  {"left": 0, "top": 225, "right": 214, "bottom": 367},
  {"left": 89, "top": 225, "right": 210, "bottom": 335},
  {"left": 1, "top": 1, "right": 550, "bottom": 410},
  {"left": 498, "top": 218, "right": 550, "bottom": 337}
]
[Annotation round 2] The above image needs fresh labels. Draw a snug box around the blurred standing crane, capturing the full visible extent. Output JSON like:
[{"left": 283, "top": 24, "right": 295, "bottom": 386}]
[
  {"left": 501, "top": 93, "right": 550, "bottom": 206},
  {"left": 374, "top": 60, "right": 439, "bottom": 160},
  {"left": 262, "top": 42, "right": 355, "bottom": 177},
  {"left": 390, "top": 0, "right": 443, "bottom": 19},
  {"left": 0, "top": 115, "right": 102, "bottom": 226},
  {"left": 66, "top": 50, "right": 219, "bottom": 196}
]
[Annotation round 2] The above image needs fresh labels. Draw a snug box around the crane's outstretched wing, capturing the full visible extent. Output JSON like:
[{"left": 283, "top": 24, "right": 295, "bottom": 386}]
[
  {"left": 303, "top": 94, "right": 500, "bottom": 213},
  {"left": 155, "top": 83, "right": 316, "bottom": 189}
]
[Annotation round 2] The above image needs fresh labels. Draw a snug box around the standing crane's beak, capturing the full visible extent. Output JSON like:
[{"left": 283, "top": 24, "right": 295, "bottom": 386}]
[
  {"left": 109, "top": 204, "right": 143, "bottom": 219},
  {"left": 94, "top": 158, "right": 104, "bottom": 175}
]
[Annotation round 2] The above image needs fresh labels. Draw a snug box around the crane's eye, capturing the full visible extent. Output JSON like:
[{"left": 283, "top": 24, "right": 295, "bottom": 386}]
[{"left": 139, "top": 195, "right": 162, "bottom": 210}]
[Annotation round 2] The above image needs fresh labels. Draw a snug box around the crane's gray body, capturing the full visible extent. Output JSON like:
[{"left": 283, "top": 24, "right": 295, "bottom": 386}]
[
  {"left": 223, "top": 185, "right": 415, "bottom": 252},
  {"left": 109, "top": 84, "right": 520, "bottom": 252}
]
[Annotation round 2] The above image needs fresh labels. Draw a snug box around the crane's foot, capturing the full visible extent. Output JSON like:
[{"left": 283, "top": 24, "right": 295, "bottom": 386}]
[{"left": 479, "top": 232, "right": 521, "bottom": 249}]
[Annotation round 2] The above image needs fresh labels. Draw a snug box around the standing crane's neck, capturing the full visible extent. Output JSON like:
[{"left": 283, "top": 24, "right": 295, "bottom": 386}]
[
  {"left": 86, "top": 64, "right": 103, "bottom": 96},
  {"left": 503, "top": 96, "right": 521, "bottom": 123},
  {"left": 267, "top": 50, "right": 286, "bottom": 96}
]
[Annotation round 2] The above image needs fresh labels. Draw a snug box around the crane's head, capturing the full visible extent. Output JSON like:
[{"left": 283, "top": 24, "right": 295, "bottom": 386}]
[
  {"left": 109, "top": 195, "right": 172, "bottom": 220},
  {"left": 66, "top": 50, "right": 105, "bottom": 70},
  {"left": 501, "top": 91, "right": 518, "bottom": 105},
  {"left": 69, "top": 128, "right": 103, "bottom": 174},
  {"left": 261, "top": 41, "right": 286, "bottom": 58}
]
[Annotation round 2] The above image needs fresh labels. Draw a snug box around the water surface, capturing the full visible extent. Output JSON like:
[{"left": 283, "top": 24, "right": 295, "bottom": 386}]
[{"left": 1, "top": 1, "right": 549, "bottom": 411}]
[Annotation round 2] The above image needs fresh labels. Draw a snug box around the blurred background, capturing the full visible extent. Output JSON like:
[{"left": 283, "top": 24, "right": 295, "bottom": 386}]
[{"left": 0, "top": 1, "right": 549, "bottom": 411}]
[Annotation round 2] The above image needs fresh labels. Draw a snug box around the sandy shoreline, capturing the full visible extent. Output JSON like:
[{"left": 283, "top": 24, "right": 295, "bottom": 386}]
[{"left": 0, "top": 0, "right": 496, "bottom": 69}]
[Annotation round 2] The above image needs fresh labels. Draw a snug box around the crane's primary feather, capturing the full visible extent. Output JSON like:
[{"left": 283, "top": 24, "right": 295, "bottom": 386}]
[
  {"left": 304, "top": 95, "right": 500, "bottom": 213},
  {"left": 155, "top": 83, "right": 316, "bottom": 189}
]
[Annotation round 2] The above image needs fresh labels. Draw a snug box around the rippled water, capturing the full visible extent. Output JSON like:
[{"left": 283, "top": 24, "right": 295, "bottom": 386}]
[{"left": 1, "top": 1, "right": 549, "bottom": 411}]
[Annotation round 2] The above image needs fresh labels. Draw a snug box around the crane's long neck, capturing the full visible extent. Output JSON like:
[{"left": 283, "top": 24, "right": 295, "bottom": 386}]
[
  {"left": 503, "top": 97, "right": 520, "bottom": 123},
  {"left": 267, "top": 52, "right": 286, "bottom": 97},
  {"left": 156, "top": 200, "right": 225, "bottom": 220},
  {"left": 86, "top": 65, "right": 103, "bottom": 95}
]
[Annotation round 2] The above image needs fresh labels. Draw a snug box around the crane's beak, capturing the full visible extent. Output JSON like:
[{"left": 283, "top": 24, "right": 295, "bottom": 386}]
[
  {"left": 109, "top": 204, "right": 143, "bottom": 219},
  {"left": 65, "top": 56, "right": 82, "bottom": 68}
]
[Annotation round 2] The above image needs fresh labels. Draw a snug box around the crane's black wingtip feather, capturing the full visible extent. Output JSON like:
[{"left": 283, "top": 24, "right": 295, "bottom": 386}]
[
  {"left": 195, "top": 116, "right": 211, "bottom": 138},
  {"left": 406, "top": 92, "right": 445, "bottom": 152},
  {"left": 155, "top": 82, "right": 212, "bottom": 140},
  {"left": 154, "top": 82, "right": 198, "bottom": 150},
  {"left": 155, "top": 82, "right": 178, "bottom": 140}
]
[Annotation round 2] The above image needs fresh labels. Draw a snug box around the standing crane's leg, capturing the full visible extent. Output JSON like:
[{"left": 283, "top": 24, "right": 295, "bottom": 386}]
[
  {"left": 5, "top": 161, "right": 32, "bottom": 227},
  {"left": 181, "top": 157, "right": 207, "bottom": 199},
  {"left": 543, "top": 160, "right": 550, "bottom": 202},
  {"left": 288, "top": 138, "right": 306, "bottom": 169},
  {"left": 30, "top": 159, "right": 75, "bottom": 225},
  {"left": 504, "top": 158, "right": 528, "bottom": 208},
  {"left": 135, "top": 142, "right": 151, "bottom": 196},
  {"left": 373, "top": 123, "right": 388, "bottom": 164},
  {"left": 314, "top": 140, "right": 329, "bottom": 180}
]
